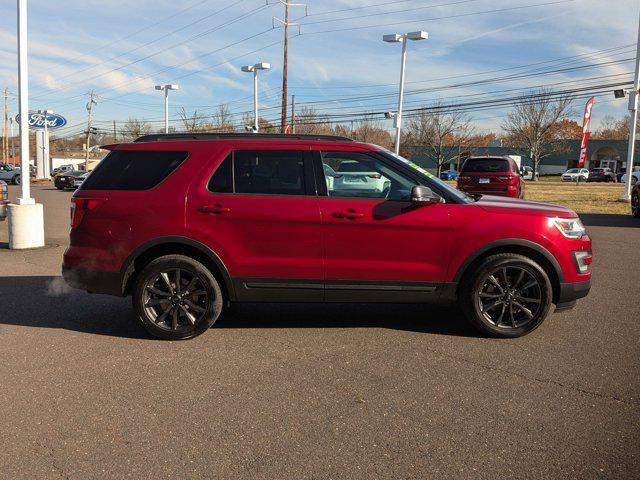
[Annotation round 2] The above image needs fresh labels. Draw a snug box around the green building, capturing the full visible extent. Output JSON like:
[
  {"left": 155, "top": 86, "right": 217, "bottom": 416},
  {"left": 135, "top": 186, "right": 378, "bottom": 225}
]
[{"left": 410, "top": 139, "right": 639, "bottom": 175}]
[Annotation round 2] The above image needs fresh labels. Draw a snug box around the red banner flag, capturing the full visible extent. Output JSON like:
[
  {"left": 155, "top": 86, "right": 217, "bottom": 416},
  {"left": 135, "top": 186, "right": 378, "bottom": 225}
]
[{"left": 578, "top": 97, "right": 594, "bottom": 168}]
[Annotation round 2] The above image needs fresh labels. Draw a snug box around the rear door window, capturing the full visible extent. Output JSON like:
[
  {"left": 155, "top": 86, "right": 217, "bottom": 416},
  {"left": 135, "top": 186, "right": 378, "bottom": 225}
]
[
  {"left": 461, "top": 158, "right": 509, "bottom": 173},
  {"left": 81, "top": 150, "right": 188, "bottom": 190},
  {"left": 208, "top": 150, "right": 310, "bottom": 196}
]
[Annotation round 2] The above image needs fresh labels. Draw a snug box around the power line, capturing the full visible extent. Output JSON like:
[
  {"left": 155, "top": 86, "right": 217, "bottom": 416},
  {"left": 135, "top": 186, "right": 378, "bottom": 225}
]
[{"left": 301, "top": 0, "right": 577, "bottom": 36}]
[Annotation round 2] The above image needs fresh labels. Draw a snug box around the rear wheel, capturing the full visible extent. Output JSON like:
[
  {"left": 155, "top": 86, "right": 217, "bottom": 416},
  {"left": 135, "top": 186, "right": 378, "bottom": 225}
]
[
  {"left": 13, "top": 175, "right": 20, "bottom": 185},
  {"left": 632, "top": 191, "right": 640, "bottom": 218},
  {"left": 460, "top": 253, "right": 553, "bottom": 338},
  {"left": 133, "top": 255, "right": 223, "bottom": 340}
]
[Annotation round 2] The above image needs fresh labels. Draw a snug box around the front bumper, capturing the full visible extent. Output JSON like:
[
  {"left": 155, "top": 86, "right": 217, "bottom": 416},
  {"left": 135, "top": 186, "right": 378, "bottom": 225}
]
[
  {"left": 555, "top": 279, "right": 591, "bottom": 311},
  {"left": 62, "top": 266, "right": 124, "bottom": 296}
]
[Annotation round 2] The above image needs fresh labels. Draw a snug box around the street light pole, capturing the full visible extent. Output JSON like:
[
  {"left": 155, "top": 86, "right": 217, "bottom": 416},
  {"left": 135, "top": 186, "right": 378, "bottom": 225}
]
[
  {"left": 383, "top": 31, "right": 428, "bottom": 156},
  {"left": 8, "top": 0, "right": 45, "bottom": 250},
  {"left": 241, "top": 63, "right": 271, "bottom": 133},
  {"left": 621, "top": 10, "right": 640, "bottom": 202},
  {"left": 253, "top": 69, "right": 259, "bottom": 132},
  {"left": 16, "top": 0, "right": 31, "bottom": 204},
  {"left": 155, "top": 84, "right": 179, "bottom": 134}
]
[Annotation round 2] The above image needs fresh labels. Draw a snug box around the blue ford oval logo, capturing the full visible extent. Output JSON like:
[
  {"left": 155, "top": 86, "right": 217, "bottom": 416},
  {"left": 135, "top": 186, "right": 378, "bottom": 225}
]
[{"left": 15, "top": 112, "right": 67, "bottom": 130}]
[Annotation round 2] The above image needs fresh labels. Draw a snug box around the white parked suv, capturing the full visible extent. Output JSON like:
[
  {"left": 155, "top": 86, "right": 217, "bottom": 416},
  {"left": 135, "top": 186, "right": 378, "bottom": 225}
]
[
  {"left": 620, "top": 170, "right": 640, "bottom": 186},
  {"left": 561, "top": 168, "right": 589, "bottom": 182},
  {"left": 332, "top": 160, "right": 391, "bottom": 195}
]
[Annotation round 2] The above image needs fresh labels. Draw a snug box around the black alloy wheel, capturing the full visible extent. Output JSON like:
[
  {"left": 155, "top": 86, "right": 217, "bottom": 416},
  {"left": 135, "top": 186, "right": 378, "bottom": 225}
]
[
  {"left": 477, "top": 266, "right": 542, "bottom": 329},
  {"left": 461, "top": 253, "right": 552, "bottom": 338},
  {"left": 133, "top": 255, "right": 223, "bottom": 340}
]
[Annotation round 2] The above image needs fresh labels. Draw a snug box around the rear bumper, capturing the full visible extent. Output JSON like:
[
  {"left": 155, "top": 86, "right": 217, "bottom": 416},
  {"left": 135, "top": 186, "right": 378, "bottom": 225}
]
[
  {"left": 555, "top": 279, "right": 591, "bottom": 311},
  {"left": 62, "top": 266, "right": 124, "bottom": 296}
]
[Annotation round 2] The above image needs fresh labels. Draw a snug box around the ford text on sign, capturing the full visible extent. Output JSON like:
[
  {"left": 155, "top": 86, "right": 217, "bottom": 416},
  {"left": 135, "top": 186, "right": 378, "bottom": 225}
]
[{"left": 15, "top": 112, "right": 67, "bottom": 130}]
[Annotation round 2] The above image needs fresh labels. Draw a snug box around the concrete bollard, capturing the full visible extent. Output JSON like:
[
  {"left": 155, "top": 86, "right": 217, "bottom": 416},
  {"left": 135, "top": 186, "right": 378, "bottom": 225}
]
[{"left": 7, "top": 203, "right": 45, "bottom": 249}]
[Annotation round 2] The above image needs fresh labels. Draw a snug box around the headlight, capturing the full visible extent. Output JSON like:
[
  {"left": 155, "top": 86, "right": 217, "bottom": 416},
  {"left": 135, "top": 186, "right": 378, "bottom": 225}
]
[{"left": 549, "top": 217, "right": 586, "bottom": 238}]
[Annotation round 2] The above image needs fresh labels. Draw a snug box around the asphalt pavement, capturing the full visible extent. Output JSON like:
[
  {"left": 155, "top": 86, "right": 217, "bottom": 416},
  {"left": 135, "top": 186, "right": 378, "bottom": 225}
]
[{"left": 0, "top": 184, "right": 638, "bottom": 479}]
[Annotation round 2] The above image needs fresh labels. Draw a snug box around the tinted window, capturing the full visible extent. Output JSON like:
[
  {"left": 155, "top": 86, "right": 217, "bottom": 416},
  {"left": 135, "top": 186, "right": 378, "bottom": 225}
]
[
  {"left": 234, "top": 150, "right": 305, "bottom": 196},
  {"left": 207, "top": 154, "right": 233, "bottom": 193},
  {"left": 461, "top": 158, "right": 509, "bottom": 173},
  {"left": 81, "top": 150, "right": 187, "bottom": 190},
  {"left": 321, "top": 151, "right": 417, "bottom": 201}
]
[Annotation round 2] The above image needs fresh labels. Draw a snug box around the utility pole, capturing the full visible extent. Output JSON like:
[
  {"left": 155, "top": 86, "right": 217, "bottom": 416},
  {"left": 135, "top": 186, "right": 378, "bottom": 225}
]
[
  {"left": 9, "top": 116, "right": 15, "bottom": 164},
  {"left": 274, "top": 1, "right": 306, "bottom": 133},
  {"left": 85, "top": 91, "right": 97, "bottom": 170},
  {"left": 280, "top": 1, "right": 289, "bottom": 133},
  {"left": 291, "top": 94, "right": 296, "bottom": 134},
  {"left": 113, "top": 120, "right": 117, "bottom": 141},
  {"left": 3, "top": 88, "right": 8, "bottom": 163}
]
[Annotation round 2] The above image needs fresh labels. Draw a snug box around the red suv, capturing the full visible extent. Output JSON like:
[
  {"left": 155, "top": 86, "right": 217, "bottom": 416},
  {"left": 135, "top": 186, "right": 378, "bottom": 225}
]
[
  {"left": 62, "top": 134, "right": 591, "bottom": 340},
  {"left": 457, "top": 156, "right": 525, "bottom": 198}
]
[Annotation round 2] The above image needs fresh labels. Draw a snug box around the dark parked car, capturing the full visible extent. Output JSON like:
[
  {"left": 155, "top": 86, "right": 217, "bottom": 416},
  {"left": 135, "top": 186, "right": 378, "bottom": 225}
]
[
  {"left": 55, "top": 170, "right": 86, "bottom": 190},
  {"left": 456, "top": 156, "right": 525, "bottom": 198},
  {"left": 63, "top": 133, "right": 591, "bottom": 340},
  {"left": 587, "top": 168, "right": 616, "bottom": 183}
]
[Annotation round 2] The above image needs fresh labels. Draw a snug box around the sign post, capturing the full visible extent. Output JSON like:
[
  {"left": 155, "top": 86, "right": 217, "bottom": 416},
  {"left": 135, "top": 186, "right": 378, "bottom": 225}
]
[{"left": 16, "top": 111, "right": 66, "bottom": 179}]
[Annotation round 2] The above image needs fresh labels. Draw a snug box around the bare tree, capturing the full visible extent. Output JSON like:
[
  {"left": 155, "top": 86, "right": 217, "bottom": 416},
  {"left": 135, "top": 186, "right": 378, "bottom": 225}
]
[
  {"left": 294, "top": 106, "right": 333, "bottom": 135},
  {"left": 351, "top": 115, "right": 393, "bottom": 149},
  {"left": 502, "top": 90, "right": 573, "bottom": 180},
  {"left": 404, "top": 103, "right": 474, "bottom": 175},
  {"left": 121, "top": 118, "right": 152, "bottom": 140},
  {"left": 212, "top": 104, "right": 235, "bottom": 132},
  {"left": 179, "top": 108, "right": 212, "bottom": 133}
]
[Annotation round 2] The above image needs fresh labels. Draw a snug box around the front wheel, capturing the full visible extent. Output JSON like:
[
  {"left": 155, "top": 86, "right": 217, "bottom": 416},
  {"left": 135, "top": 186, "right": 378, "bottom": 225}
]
[
  {"left": 133, "top": 255, "right": 223, "bottom": 340},
  {"left": 13, "top": 175, "right": 20, "bottom": 185},
  {"left": 632, "top": 191, "right": 640, "bottom": 218},
  {"left": 460, "top": 253, "right": 553, "bottom": 338}
]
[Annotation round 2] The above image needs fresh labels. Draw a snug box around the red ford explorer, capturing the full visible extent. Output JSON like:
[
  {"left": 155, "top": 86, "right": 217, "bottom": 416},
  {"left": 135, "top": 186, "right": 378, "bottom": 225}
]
[
  {"left": 457, "top": 156, "right": 525, "bottom": 198},
  {"left": 63, "top": 134, "right": 591, "bottom": 340}
]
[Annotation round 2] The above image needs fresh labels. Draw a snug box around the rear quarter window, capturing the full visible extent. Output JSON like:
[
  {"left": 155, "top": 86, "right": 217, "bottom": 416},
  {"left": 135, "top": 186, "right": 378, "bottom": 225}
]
[{"left": 81, "top": 150, "right": 188, "bottom": 190}]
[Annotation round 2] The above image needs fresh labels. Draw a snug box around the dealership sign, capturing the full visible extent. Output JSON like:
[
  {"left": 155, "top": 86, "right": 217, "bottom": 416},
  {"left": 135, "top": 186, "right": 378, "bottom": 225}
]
[
  {"left": 577, "top": 97, "right": 594, "bottom": 168},
  {"left": 15, "top": 112, "right": 67, "bottom": 130}
]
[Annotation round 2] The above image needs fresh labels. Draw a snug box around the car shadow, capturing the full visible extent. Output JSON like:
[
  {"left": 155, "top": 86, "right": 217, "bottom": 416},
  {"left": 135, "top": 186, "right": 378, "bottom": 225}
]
[
  {"left": 0, "top": 276, "right": 477, "bottom": 339},
  {"left": 579, "top": 213, "right": 639, "bottom": 228}
]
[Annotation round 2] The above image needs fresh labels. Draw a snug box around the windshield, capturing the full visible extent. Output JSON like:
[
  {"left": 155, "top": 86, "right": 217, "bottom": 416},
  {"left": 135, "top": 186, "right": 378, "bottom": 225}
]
[
  {"left": 380, "top": 150, "right": 471, "bottom": 203},
  {"left": 567, "top": 169, "right": 579, "bottom": 173}
]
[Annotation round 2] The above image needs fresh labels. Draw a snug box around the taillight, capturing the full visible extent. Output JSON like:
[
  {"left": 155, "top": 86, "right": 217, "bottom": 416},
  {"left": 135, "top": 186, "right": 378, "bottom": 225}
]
[{"left": 71, "top": 198, "right": 105, "bottom": 228}]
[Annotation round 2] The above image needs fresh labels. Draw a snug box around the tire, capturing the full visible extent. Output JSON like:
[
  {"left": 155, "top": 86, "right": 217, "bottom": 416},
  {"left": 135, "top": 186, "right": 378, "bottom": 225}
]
[
  {"left": 132, "top": 254, "right": 223, "bottom": 340},
  {"left": 13, "top": 175, "right": 20, "bottom": 185},
  {"left": 460, "top": 253, "right": 553, "bottom": 338},
  {"left": 632, "top": 191, "right": 640, "bottom": 218}
]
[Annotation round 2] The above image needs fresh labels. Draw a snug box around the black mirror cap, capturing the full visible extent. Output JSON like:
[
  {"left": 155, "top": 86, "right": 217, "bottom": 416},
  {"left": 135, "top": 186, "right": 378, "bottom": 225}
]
[{"left": 411, "top": 185, "right": 442, "bottom": 204}]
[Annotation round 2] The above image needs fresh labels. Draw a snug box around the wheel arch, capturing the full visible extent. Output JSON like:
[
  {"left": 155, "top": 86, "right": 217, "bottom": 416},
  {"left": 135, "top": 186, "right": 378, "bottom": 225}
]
[
  {"left": 453, "top": 239, "right": 564, "bottom": 304},
  {"left": 121, "top": 236, "right": 235, "bottom": 301}
]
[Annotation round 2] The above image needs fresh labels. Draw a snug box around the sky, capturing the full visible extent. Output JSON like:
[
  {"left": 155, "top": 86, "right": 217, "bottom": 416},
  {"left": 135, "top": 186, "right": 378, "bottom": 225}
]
[{"left": 0, "top": 0, "right": 638, "bottom": 139}]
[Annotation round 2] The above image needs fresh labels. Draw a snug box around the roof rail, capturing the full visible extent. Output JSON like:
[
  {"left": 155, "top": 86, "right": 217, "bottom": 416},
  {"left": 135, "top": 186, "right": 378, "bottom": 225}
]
[{"left": 134, "top": 133, "right": 354, "bottom": 143}]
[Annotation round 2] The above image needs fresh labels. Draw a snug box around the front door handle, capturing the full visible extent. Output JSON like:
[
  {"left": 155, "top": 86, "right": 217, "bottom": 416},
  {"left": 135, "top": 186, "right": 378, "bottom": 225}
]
[
  {"left": 333, "top": 210, "right": 364, "bottom": 219},
  {"left": 198, "top": 205, "right": 231, "bottom": 215}
]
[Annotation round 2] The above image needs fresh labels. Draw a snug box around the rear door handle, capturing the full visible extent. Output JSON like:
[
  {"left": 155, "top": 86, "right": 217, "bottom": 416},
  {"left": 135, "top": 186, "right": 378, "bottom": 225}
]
[
  {"left": 333, "top": 210, "right": 364, "bottom": 219},
  {"left": 198, "top": 205, "right": 231, "bottom": 215}
]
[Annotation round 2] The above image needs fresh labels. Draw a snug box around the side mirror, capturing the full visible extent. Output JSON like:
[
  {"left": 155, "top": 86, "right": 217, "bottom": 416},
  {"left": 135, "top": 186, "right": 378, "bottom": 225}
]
[{"left": 411, "top": 185, "right": 441, "bottom": 204}]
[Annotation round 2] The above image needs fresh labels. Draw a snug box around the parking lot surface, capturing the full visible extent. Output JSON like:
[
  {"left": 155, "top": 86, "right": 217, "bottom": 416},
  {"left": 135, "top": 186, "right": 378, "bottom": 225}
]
[{"left": 1, "top": 184, "right": 638, "bottom": 479}]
